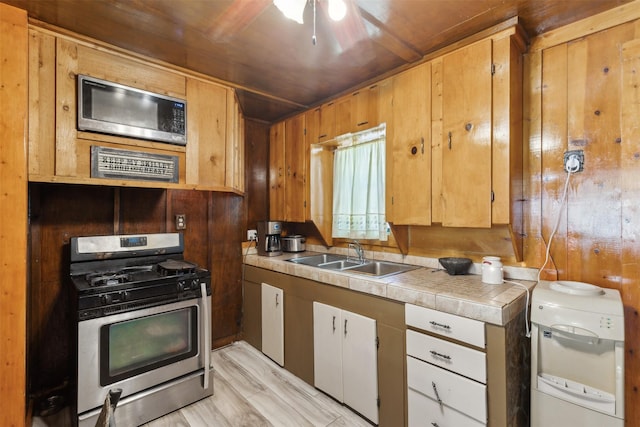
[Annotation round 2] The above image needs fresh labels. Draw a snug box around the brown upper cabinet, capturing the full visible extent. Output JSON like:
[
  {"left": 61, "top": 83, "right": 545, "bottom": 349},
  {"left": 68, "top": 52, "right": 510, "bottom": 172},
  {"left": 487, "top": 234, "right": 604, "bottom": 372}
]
[
  {"left": 269, "top": 24, "right": 524, "bottom": 237},
  {"left": 351, "top": 84, "right": 380, "bottom": 131},
  {"left": 28, "top": 27, "right": 244, "bottom": 192},
  {"left": 388, "top": 62, "right": 432, "bottom": 226},
  {"left": 308, "top": 101, "right": 336, "bottom": 144},
  {"left": 436, "top": 29, "right": 524, "bottom": 229},
  {"left": 269, "top": 113, "right": 307, "bottom": 222}
]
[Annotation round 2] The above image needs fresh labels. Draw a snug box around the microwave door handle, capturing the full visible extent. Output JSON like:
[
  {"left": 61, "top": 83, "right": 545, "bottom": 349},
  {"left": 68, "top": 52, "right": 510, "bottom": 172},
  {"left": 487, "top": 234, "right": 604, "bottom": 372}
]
[{"left": 200, "top": 282, "right": 211, "bottom": 390}]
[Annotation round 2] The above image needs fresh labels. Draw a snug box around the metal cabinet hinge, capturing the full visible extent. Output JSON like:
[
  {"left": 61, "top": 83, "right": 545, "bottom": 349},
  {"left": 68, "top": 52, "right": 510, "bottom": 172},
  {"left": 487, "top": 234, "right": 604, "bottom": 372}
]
[
  {"left": 377, "top": 397, "right": 381, "bottom": 408},
  {"left": 491, "top": 190, "right": 495, "bottom": 202},
  {"left": 491, "top": 63, "right": 496, "bottom": 75},
  {"left": 376, "top": 336, "right": 380, "bottom": 349}
]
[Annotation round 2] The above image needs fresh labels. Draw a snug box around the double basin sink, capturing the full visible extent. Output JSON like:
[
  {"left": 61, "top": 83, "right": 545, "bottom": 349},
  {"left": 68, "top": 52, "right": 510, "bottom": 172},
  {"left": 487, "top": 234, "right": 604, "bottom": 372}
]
[{"left": 287, "top": 253, "right": 419, "bottom": 279}]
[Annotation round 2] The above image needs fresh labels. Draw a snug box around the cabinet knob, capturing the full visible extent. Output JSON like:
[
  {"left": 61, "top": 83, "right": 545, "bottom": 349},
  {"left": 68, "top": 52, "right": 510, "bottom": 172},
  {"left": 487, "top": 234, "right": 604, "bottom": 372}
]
[
  {"left": 411, "top": 146, "right": 417, "bottom": 155},
  {"left": 465, "top": 122, "right": 473, "bottom": 131}
]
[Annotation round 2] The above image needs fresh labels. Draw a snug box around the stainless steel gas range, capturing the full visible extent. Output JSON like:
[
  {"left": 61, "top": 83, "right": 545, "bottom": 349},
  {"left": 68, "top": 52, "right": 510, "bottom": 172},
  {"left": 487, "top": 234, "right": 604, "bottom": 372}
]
[{"left": 69, "top": 233, "right": 213, "bottom": 427}]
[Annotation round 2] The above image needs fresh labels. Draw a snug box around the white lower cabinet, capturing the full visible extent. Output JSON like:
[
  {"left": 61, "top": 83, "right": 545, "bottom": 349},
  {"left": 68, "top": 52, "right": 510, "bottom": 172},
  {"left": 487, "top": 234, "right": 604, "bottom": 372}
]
[
  {"left": 313, "top": 301, "right": 379, "bottom": 424},
  {"left": 261, "top": 282, "right": 284, "bottom": 366},
  {"left": 406, "top": 304, "right": 487, "bottom": 426}
]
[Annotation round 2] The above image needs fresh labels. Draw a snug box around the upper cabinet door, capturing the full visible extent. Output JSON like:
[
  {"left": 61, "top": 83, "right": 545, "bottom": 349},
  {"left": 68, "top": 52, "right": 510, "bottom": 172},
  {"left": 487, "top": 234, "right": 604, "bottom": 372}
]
[
  {"left": 441, "top": 39, "right": 493, "bottom": 228},
  {"left": 318, "top": 102, "right": 336, "bottom": 143},
  {"left": 186, "top": 79, "right": 228, "bottom": 188},
  {"left": 284, "top": 113, "right": 307, "bottom": 222},
  {"left": 269, "top": 121, "right": 286, "bottom": 221},
  {"left": 389, "top": 62, "right": 432, "bottom": 225}
]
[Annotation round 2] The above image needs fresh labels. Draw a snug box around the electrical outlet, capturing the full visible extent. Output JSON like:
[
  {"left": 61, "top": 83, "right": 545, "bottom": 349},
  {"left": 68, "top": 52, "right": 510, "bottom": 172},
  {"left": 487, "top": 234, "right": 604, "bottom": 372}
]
[
  {"left": 563, "top": 150, "right": 584, "bottom": 173},
  {"left": 175, "top": 214, "right": 186, "bottom": 230},
  {"left": 247, "top": 229, "right": 258, "bottom": 241}
]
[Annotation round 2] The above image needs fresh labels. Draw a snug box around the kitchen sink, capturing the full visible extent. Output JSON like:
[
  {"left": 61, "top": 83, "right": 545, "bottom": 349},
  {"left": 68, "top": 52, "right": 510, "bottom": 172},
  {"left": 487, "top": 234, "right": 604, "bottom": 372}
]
[
  {"left": 288, "top": 254, "right": 419, "bottom": 278},
  {"left": 287, "top": 253, "right": 351, "bottom": 267},
  {"left": 343, "top": 261, "right": 419, "bottom": 277}
]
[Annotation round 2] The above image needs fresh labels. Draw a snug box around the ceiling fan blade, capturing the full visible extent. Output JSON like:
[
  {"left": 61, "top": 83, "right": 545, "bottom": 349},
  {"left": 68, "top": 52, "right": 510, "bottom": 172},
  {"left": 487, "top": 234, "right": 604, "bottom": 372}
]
[
  {"left": 207, "top": 0, "right": 272, "bottom": 42},
  {"left": 318, "top": 0, "right": 369, "bottom": 52}
]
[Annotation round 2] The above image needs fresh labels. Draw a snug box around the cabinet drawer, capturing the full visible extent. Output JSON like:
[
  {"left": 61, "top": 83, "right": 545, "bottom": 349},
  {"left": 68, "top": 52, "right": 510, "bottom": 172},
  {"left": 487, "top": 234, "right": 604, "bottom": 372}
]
[
  {"left": 406, "top": 329, "right": 486, "bottom": 383},
  {"left": 407, "top": 356, "right": 486, "bottom": 422},
  {"left": 405, "top": 304, "right": 485, "bottom": 348},
  {"left": 408, "top": 387, "right": 485, "bottom": 427}
]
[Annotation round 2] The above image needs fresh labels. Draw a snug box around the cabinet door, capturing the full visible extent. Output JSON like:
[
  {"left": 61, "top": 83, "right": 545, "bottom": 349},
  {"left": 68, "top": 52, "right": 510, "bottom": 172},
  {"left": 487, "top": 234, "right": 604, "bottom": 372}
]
[
  {"left": 352, "top": 85, "right": 379, "bottom": 131},
  {"left": 318, "top": 102, "right": 336, "bottom": 143},
  {"left": 389, "top": 62, "right": 431, "bottom": 225},
  {"left": 313, "top": 302, "right": 344, "bottom": 401},
  {"left": 441, "top": 39, "right": 493, "bottom": 227},
  {"left": 284, "top": 113, "right": 307, "bottom": 222},
  {"left": 186, "top": 78, "right": 227, "bottom": 188},
  {"left": 269, "top": 121, "right": 285, "bottom": 221},
  {"left": 261, "top": 283, "right": 284, "bottom": 366},
  {"left": 342, "top": 310, "right": 379, "bottom": 425},
  {"left": 335, "top": 96, "right": 352, "bottom": 136}
]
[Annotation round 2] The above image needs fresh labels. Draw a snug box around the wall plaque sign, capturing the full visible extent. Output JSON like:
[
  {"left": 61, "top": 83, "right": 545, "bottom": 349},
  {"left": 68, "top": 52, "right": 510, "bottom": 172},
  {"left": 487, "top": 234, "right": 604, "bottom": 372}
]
[{"left": 91, "top": 146, "right": 179, "bottom": 183}]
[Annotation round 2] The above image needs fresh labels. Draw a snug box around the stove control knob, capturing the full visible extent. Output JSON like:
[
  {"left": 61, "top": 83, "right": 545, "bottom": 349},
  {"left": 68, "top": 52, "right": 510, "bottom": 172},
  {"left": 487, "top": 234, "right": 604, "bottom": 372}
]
[
  {"left": 177, "top": 280, "right": 187, "bottom": 292},
  {"left": 120, "top": 290, "right": 129, "bottom": 301},
  {"left": 101, "top": 294, "right": 113, "bottom": 305},
  {"left": 191, "top": 279, "right": 200, "bottom": 289}
]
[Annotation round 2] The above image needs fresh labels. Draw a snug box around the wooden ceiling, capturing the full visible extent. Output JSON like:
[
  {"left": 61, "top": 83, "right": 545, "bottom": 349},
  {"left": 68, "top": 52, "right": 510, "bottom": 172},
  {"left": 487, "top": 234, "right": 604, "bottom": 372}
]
[{"left": 3, "top": 0, "right": 632, "bottom": 122}]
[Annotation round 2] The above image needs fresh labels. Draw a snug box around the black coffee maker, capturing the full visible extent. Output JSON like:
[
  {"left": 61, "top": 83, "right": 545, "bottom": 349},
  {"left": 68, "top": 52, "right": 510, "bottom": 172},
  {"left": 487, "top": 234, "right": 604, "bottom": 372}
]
[{"left": 257, "top": 221, "right": 282, "bottom": 256}]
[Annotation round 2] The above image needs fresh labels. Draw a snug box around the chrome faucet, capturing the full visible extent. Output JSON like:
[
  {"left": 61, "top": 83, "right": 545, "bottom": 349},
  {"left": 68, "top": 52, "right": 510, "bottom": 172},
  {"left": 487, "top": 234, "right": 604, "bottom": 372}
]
[{"left": 348, "top": 240, "right": 365, "bottom": 264}]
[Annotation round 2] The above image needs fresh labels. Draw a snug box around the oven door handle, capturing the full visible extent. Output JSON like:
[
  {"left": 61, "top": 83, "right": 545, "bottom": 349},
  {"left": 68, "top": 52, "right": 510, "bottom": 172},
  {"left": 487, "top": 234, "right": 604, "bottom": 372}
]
[{"left": 200, "top": 281, "right": 211, "bottom": 390}]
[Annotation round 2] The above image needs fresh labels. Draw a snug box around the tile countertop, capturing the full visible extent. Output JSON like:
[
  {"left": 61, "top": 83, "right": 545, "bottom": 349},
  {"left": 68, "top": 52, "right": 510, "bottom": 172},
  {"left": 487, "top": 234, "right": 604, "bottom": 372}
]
[{"left": 243, "top": 244, "right": 538, "bottom": 327}]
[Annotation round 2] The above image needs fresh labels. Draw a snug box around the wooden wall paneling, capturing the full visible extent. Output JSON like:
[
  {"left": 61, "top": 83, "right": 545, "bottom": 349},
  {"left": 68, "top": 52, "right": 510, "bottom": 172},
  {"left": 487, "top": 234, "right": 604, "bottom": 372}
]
[
  {"left": 28, "top": 29, "right": 56, "bottom": 178},
  {"left": 55, "top": 38, "right": 79, "bottom": 177},
  {"left": 0, "top": 4, "right": 27, "bottom": 425},
  {"left": 565, "top": 24, "right": 629, "bottom": 286},
  {"left": 28, "top": 184, "right": 115, "bottom": 401},
  {"left": 522, "top": 49, "right": 545, "bottom": 269},
  {"left": 492, "top": 35, "right": 524, "bottom": 262},
  {"left": 118, "top": 188, "right": 167, "bottom": 235},
  {"left": 269, "top": 121, "right": 285, "bottom": 221},
  {"left": 210, "top": 192, "right": 244, "bottom": 348},
  {"left": 539, "top": 43, "right": 568, "bottom": 280},
  {"left": 168, "top": 189, "right": 210, "bottom": 269},
  {"left": 620, "top": 32, "right": 640, "bottom": 425},
  {"left": 244, "top": 119, "right": 270, "bottom": 232}
]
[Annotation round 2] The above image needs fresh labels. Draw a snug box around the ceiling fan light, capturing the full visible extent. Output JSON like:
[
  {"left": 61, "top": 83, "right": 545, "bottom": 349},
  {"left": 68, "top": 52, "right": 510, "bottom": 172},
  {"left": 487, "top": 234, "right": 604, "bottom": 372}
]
[
  {"left": 327, "top": 0, "right": 346, "bottom": 21},
  {"left": 274, "top": 0, "right": 307, "bottom": 24}
]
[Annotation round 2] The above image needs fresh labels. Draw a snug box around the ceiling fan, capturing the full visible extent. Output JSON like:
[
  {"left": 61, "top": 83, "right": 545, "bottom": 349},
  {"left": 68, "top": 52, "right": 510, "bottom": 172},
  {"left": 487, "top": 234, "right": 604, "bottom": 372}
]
[{"left": 206, "top": 0, "right": 369, "bottom": 51}]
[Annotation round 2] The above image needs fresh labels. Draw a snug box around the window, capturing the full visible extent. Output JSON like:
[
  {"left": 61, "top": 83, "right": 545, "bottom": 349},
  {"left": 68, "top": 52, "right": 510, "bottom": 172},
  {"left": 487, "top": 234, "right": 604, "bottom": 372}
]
[{"left": 332, "top": 123, "right": 387, "bottom": 241}]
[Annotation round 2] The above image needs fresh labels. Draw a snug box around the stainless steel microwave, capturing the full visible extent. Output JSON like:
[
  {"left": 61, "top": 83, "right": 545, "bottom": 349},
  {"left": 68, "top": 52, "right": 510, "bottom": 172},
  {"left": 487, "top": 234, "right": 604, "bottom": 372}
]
[{"left": 77, "top": 75, "right": 187, "bottom": 145}]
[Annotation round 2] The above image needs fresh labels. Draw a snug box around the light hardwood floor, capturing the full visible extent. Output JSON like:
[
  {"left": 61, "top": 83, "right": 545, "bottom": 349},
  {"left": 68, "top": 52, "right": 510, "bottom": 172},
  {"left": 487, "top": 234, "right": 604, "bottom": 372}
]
[{"left": 32, "top": 341, "right": 371, "bottom": 427}]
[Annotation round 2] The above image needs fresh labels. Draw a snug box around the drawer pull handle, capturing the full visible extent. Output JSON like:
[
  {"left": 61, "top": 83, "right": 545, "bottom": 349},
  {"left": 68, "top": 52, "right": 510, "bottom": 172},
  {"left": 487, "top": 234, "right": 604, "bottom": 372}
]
[
  {"left": 429, "top": 321, "right": 451, "bottom": 330},
  {"left": 431, "top": 423, "right": 439, "bottom": 427},
  {"left": 432, "top": 381, "right": 443, "bottom": 408},
  {"left": 332, "top": 315, "right": 336, "bottom": 333},
  {"left": 429, "top": 350, "right": 451, "bottom": 361},
  {"left": 344, "top": 319, "right": 348, "bottom": 337}
]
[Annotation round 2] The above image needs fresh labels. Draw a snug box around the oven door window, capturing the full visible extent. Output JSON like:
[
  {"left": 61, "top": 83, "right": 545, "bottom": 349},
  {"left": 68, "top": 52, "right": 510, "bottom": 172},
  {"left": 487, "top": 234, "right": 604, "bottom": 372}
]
[{"left": 100, "top": 306, "right": 198, "bottom": 386}]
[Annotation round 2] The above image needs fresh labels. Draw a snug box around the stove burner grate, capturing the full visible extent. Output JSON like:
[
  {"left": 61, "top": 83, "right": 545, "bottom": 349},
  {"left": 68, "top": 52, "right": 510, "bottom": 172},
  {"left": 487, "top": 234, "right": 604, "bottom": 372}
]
[{"left": 158, "top": 259, "right": 197, "bottom": 276}]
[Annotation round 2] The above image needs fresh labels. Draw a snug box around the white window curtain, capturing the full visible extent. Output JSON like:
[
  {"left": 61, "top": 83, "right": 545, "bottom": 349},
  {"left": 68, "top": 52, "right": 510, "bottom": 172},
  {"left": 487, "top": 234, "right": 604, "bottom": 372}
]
[{"left": 332, "top": 123, "right": 387, "bottom": 241}]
